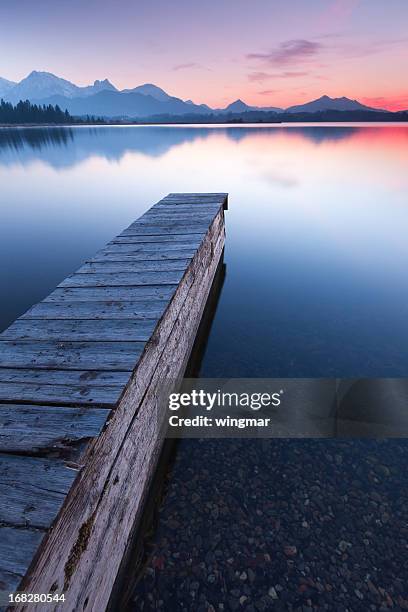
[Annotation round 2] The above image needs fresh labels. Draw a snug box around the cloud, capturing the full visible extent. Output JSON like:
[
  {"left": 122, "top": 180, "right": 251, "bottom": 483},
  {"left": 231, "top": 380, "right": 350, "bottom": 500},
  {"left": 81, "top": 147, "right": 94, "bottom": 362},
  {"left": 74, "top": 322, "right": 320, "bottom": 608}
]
[
  {"left": 247, "top": 40, "right": 322, "bottom": 66},
  {"left": 326, "top": 0, "right": 359, "bottom": 22},
  {"left": 248, "top": 70, "right": 308, "bottom": 82},
  {"left": 319, "top": 36, "right": 408, "bottom": 61},
  {"left": 172, "top": 62, "right": 210, "bottom": 71},
  {"left": 248, "top": 72, "right": 272, "bottom": 82},
  {"left": 361, "top": 94, "right": 408, "bottom": 112},
  {"left": 258, "top": 89, "right": 279, "bottom": 96},
  {"left": 280, "top": 71, "right": 309, "bottom": 78}
]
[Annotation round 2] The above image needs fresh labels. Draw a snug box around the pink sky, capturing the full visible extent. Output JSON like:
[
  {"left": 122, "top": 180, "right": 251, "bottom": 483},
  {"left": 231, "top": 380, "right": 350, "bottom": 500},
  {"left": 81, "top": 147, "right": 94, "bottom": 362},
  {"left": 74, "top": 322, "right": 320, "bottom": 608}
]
[{"left": 0, "top": 0, "right": 407, "bottom": 110}]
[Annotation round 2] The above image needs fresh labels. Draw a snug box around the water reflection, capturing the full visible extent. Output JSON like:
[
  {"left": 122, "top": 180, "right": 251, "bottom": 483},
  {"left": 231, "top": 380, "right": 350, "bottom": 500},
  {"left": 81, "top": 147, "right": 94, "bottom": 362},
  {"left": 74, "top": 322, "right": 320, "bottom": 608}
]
[
  {"left": 0, "top": 124, "right": 407, "bottom": 376},
  {"left": 0, "top": 124, "right": 365, "bottom": 169}
]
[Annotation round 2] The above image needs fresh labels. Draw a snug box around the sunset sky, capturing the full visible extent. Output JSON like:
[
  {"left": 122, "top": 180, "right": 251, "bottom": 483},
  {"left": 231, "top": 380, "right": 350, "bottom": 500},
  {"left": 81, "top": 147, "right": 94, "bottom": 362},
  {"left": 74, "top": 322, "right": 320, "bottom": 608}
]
[{"left": 0, "top": 0, "right": 407, "bottom": 110}]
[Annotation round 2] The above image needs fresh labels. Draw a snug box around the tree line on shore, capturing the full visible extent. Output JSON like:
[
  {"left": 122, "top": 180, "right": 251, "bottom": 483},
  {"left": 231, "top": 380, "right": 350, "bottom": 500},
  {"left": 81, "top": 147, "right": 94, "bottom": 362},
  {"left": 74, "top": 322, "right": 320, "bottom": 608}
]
[{"left": 0, "top": 99, "right": 102, "bottom": 124}]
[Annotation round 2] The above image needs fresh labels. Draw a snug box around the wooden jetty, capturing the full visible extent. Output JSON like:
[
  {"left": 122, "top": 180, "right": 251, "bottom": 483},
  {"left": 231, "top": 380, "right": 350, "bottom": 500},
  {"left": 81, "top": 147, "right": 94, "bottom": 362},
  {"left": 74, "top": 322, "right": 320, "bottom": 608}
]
[{"left": 0, "top": 192, "right": 228, "bottom": 610}]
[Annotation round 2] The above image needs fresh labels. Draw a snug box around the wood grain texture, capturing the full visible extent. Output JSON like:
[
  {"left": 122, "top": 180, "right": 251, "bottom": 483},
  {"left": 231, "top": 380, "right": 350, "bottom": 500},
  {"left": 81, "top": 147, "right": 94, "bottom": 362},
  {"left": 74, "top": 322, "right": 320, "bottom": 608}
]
[
  {"left": 0, "top": 404, "right": 109, "bottom": 453},
  {"left": 21, "top": 300, "right": 170, "bottom": 320},
  {"left": 0, "top": 193, "right": 227, "bottom": 605},
  {"left": 114, "top": 232, "right": 202, "bottom": 243},
  {"left": 0, "top": 381, "right": 123, "bottom": 407},
  {"left": 0, "top": 369, "right": 129, "bottom": 387},
  {"left": 43, "top": 285, "right": 176, "bottom": 303},
  {"left": 0, "top": 454, "right": 78, "bottom": 529},
  {"left": 0, "top": 341, "right": 143, "bottom": 371},
  {"left": 58, "top": 270, "right": 184, "bottom": 288},
  {"left": 0, "top": 527, "right": 44, "bottom": 590},
  {"left": 1, "top": 319, "right": 158, "bottom": 342},
  {"left": 89, "top": 248, "right": 196, "bottom": 262},
  {"left": 75, "top": 260, "right": 191, "bottom": 274},
  {"left": 102, "top": 241, "right": 198, "bottom": 253},
  {"left": 18, "top": 206, "right": 226, "bottom": 609}
]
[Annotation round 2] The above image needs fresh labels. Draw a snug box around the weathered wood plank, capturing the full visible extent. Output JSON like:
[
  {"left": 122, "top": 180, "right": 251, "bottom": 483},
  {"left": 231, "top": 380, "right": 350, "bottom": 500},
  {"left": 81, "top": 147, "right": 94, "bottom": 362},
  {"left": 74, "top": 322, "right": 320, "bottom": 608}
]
[
  {"left": 0, "top": 454, "right": 77, "bottom": 529},
  {"left": 111, "top": 236, "right": 200, "bottom": 248},
  {"left": 89, "top": 248, "right": 196, "bottom": 262},
  {"left": 20, "top": 300, "right": 169, "bottom": 321},
  {"left": 0, "top": 527, "right": 44, "bottom": 588},
  {"left": 145, "top": 204, "right": 221, "bottom": 215},
  {"left": 0, "top": 382, "right": 123, "bottom": 407},
  {"left": 107, "top": 224, "right": 210, "bottom": 236},
  {"left": 135, "top": 212, "right": 218, "bottom": 223},
  {"left": 164, "top": 192, "right": 227, "bottom": 201},
  {"left": 76, "top": 260, "right": 190, "bottom": 274},
  {"left": 0, "top": 369, "right": 129, "bottom": 387},
  {"left": 0, "top": 405, "right": 110, "bottom": 453},
  {"left": 58, "top": 270, "right": 184, "bottom": 288},
  {"left": 102, "top": 242, "right": 197, "bottom": 254},
  {"left": 113, "top": 232, "right": 200, "bottom": 243},
  {"left": 0, "top": 341, "right": 143, "bottom": 371},
  {"left": 1, "top": 319, "right": 157, "bottom": 343},
  {"left": 43, "top": 285, "right": 176, "bottom": 303}
]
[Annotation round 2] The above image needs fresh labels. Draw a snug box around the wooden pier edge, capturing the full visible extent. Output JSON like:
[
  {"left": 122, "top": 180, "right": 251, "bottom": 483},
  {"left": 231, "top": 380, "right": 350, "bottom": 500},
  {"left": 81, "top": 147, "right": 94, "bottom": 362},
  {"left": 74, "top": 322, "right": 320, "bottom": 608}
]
[{"left": 0, "top": 193, "right": 228, "bottom": 611}]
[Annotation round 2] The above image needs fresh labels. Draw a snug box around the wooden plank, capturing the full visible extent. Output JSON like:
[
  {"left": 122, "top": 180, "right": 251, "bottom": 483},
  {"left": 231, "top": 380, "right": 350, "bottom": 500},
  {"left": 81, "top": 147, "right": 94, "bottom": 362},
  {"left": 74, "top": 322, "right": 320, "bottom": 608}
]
[
  {"left": 0, "top": 404, "right": 110, "bottom": 453},
  {"left": 0, "top": 527, "right": 44, "bottom": 590},
  {"left": 1, "top": 319, "right": 157, "bottom": 343},
  {"left": 135, "top": 212, "right": 218, "bottom": 223},
  {"left": 146, "top": 204, "right": 221, "bottom": 215},
  {"left": 0, "top": 367, "right": 128, "bottom": 406},
  {"left": 112, "top": 235, "right": 201, "bottom": 248},
  {"left": 102, "top": 242, "right": 197, "bottom": 254},
  {"left": 0, "top": 382, "right": 123, "bottom": 407},
  {"left": 75, "top": 260, "right": 190, "bottom": 274},
  {"left": 58, "top": 270, "right": 184, "bottom": 288},
  {"left": 113, "top": 232, "right": 200, "bottom": 243},
  {"left": 0, "top": 454, "right": 77, "bottom": 529},
  {"left": 163, "top": 192, "right": 227, "bottom": 201},
  {"left": 0, "top": 369, "right": 130, "bottom": 387},
  {"left": 43, "top": 285, "right": 176, "bottom": 303},
  {"left": 20, "top": 300, "right": 170, "bottom": 321},
  {"left": 107, "top": 224, "right": 210, "bottom": 236},
  {"left": 89, "top": 248, "right": 196, "bottom": 262},
  {"left": 0, "top": 341, "right": 143, "bottom": 371},
  {"left": 161, "top": 197, "right": 227, "bottom": 209}
]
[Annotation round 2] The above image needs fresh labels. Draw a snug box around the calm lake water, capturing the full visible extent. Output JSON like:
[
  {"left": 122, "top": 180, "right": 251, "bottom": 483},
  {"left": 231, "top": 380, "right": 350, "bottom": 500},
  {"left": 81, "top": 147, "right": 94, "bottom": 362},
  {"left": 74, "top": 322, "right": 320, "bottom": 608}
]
[{"left": 1, "top": 124, "right": 407, "bottom": 377}]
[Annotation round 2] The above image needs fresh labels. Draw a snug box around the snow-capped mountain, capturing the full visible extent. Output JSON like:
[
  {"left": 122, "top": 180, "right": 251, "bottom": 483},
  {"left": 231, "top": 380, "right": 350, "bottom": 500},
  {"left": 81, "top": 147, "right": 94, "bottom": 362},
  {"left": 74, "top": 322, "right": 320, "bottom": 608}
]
[
  {"left": 0, "top": 76, "right": 17, "bottom": 98},
  {"left": 4, "top": 71, "right": 117, "bottom": 104}
]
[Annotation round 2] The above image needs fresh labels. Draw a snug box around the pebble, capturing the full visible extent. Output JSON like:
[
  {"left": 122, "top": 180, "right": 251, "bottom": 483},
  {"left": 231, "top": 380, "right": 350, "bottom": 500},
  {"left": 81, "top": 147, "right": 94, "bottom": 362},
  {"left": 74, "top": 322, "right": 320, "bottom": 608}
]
[{"left": 130, "top": 439, "right": 408, "bottom": 611}]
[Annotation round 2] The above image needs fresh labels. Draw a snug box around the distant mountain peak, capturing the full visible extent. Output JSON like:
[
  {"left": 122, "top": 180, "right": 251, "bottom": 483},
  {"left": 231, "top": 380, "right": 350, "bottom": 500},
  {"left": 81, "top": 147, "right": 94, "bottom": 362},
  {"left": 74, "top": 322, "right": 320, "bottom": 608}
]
[
  {"left": 0, "top": 76, "right": 17, "bottom": 98},
  {"left": 286, "top": 94, "right": 384, "bottom": 113},
  {"left": 123, "top": 83, "right": 172, "bottom": 102},
  {"left": 225, "top": 99, "right": 252, "bottom": 111},
  {"left": 92, "top": 78, "right": 117, "bottom": 92}
]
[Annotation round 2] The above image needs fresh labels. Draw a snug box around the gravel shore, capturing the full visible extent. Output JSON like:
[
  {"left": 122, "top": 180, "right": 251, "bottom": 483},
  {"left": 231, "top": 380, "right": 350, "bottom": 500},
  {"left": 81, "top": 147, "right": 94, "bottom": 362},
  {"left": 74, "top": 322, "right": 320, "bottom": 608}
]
[{"left": 130, "top": 439, "right": 408, "bottom": 611}]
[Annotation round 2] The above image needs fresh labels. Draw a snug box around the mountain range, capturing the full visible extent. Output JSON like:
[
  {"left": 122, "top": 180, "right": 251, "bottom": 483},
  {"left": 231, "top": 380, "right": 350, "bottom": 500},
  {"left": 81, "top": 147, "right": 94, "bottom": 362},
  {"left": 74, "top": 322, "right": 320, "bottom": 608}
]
[{"left": 0, "top": 71, "right": 389, "bottom": 118}]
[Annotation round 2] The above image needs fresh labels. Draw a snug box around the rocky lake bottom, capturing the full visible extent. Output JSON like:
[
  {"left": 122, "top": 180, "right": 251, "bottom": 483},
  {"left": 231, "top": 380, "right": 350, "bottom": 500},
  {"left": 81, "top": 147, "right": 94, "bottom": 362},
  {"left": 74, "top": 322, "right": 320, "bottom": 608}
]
[{"left": 130, "top": 439, "right": 408, "bottom": 612}]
